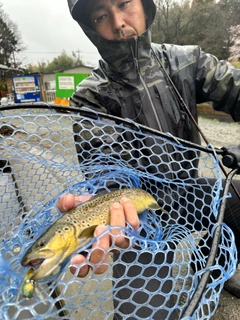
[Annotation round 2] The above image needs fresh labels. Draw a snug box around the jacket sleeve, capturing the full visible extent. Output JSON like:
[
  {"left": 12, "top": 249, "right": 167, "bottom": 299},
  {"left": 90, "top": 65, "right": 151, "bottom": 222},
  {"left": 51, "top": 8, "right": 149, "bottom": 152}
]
[{"left": 196, "top": 48, "right": 240, "bottom": 121}]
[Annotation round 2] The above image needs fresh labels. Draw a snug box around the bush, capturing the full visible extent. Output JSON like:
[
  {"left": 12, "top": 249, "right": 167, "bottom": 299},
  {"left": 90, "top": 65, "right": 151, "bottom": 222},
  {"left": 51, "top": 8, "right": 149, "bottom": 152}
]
[{"left": 231, "top": 61, "right": 240, "bottom": 69}]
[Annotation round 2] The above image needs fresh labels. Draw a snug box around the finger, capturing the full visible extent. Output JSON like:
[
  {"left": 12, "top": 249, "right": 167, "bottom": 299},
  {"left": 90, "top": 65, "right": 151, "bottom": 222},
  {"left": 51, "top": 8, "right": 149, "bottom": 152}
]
[
  {"left": 70, "top": 225, "right": 110, "bottom": 277},
  {"left": 70, "top": 254, "right": 90, "bottom": 277},
  {"left": 110, "top": 202, "right": 129, "bottom": 249},
  {"left": 56, "top": 194, "right": 76, "bottom": 212},
  {"left": 91, "top": 225, "right": 110, "bottom": 274},
  {"left": 75, "top": 195, "right": 93, "bottom": 205},
  {"left": 120, "top": 197, "right": 140, "bottom": 230},
  {"left": 56, "top": 194, "right": 93, "bottom": 212}
]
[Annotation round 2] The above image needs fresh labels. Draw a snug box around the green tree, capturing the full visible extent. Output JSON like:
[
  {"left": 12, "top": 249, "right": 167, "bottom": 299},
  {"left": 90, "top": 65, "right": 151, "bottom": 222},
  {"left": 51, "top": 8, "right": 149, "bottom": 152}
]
[
  {"left": 216, "top": 0, "right": 240, "bottom": 59},
  {"left": 152, "top": 0, "right": 240, "bottom": 60},
  {"left": 0, "top": 3, "right": 25, "bottom": 67},
  {"left": 46, "top": 50, "right": 82, "bottom": 72},
  {"left": 26, "top": 51, "right": 83, "bottom": 73},
  {"left": 153, "top": 0, "right": 191, "bottom": 44}
]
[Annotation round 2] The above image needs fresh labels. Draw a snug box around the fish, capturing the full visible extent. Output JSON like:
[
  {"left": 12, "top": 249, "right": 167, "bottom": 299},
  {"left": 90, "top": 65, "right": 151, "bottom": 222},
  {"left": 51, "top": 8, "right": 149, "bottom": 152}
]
[{"left": 21, "top": 188, "right": 167, "bottom": 282}]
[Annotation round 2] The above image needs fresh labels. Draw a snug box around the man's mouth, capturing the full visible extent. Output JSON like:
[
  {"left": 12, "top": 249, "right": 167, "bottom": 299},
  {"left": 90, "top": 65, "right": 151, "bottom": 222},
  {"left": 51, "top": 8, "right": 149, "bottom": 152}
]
[{"left": 120, "top": 35, "right": 135, "bottom": 41}]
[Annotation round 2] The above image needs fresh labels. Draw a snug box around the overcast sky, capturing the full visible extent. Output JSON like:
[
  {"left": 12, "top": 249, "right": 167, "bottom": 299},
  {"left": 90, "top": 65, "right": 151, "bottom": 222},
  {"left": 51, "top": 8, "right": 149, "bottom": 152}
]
[{"left": 1, "top": 0, "right": 101, "bottom": 67}]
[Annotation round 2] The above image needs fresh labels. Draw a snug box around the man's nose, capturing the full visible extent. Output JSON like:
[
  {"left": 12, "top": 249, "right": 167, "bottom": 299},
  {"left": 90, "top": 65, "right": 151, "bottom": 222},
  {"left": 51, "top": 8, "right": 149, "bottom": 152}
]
[{"left": 111, "top": 13, "right": 125, "bottom": 32}]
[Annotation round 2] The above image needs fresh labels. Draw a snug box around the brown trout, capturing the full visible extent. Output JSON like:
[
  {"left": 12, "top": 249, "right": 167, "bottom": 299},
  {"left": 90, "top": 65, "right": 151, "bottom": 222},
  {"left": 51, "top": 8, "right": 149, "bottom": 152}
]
[{"left": 21, "top": 188, "right": 167, "bottom": 281}]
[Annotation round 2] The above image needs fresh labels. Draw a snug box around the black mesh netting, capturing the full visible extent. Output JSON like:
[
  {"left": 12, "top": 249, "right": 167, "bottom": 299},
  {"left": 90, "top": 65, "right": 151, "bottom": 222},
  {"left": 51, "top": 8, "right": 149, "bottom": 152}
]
[{"left": 0, "top": 106, "right": 237, "bottom": 320}]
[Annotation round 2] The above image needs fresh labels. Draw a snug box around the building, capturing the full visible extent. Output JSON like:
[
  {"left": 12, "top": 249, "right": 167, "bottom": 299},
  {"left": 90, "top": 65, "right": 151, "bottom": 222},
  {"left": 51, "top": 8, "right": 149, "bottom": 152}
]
[
  {"left": 0, "top": 64, "right": 94, "bottom": 104},
  {"left": 43, "top": 65, "right": 93, "bottom": 103}
]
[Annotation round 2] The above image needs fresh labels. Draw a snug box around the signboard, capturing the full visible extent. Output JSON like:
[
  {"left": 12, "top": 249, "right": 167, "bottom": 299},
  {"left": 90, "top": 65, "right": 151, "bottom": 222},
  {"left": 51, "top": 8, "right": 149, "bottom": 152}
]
[
  {"left": 55, "top": 73, "right": 88, "bottom": 99},
  {"left": 58, "top": 76, "right": 75, "bottom": 90}
]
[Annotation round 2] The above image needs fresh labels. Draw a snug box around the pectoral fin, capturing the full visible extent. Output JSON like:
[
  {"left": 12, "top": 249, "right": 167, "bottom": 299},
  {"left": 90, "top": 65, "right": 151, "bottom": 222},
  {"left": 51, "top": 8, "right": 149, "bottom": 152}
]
[
  {"left": 79, "top": 225, "right": 98, "bottom": 239},
  {"left": 76, "top": 225, "right": 98, "bottom": 252}
]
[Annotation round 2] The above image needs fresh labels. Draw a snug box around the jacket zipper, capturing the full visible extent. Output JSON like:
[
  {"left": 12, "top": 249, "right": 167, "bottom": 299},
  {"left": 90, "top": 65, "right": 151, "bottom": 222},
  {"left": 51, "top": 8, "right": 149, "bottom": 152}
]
[
  {"left": 133, "top": 56, "right": 163, "bottom": 132},
  {"left": 130, "top": 42, "right": 175, "bottom": 181},
  {"left": 130, "top": 41, "right": 163, "bottom": 132}
]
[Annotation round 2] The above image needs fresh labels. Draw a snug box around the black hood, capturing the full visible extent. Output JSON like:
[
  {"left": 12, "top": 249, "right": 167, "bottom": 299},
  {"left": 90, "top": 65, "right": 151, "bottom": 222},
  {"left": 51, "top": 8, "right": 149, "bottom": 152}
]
[{"left": 67, "top": 0, "right": 156, "bottom": 67}]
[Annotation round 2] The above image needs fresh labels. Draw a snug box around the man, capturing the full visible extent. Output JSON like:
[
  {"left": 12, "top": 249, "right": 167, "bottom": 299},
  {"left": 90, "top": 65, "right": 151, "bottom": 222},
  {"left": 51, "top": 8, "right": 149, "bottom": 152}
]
[{"left": 63, "top": 0, "right": 240, "bottom": 317}]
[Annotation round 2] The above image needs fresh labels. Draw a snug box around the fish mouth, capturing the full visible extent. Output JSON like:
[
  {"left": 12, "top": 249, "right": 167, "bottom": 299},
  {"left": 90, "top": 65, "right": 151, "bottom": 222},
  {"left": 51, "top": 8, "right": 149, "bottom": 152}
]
[
  {"left": 21, "top": 249, "right": 55, "bottom": 269},
  {"left": 26, "top": 258, "right": 45, "bottom": 268},
  {"left": 22, "top": 252, "right": 64, "bottom": 281}
]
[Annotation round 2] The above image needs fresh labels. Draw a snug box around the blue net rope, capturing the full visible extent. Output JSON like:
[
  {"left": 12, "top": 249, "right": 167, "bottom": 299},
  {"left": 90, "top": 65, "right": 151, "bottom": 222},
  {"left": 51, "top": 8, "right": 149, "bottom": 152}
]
[{"left": 0, "top": 107, "right": 237, "bottom": 320}]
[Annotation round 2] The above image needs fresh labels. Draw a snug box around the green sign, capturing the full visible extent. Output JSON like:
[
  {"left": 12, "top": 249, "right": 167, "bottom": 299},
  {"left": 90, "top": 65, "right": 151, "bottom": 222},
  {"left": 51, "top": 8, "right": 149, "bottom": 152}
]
[{"left": 55, "top": 73, "right": 88, "bottom": 99}]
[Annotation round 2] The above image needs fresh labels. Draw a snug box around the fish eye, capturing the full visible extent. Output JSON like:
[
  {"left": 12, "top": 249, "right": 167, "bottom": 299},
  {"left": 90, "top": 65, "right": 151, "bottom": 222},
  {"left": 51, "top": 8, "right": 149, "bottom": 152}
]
[{"left": 38, "top": 240, "right": 46, "bottom": 248}]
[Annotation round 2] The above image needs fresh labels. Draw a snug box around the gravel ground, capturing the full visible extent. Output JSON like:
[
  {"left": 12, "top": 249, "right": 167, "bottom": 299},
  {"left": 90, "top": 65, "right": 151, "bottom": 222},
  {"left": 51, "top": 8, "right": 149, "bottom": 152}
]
[
  {"left": 198, "top": 117, "right": 240, "bottom": 320},
  {"left": 198, "top": 117, "right": 240, "bottom": 181},
  {"left": 198, "top": 117, "right": 240, "bottom": 147}
]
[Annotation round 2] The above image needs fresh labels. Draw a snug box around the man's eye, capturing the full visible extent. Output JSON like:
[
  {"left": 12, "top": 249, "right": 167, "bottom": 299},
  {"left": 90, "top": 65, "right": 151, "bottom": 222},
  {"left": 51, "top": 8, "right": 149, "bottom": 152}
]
[
  {"left": 94, "top": 14, "right": 107, "bottom": 24},
  {"left": 119, "top": 1, "right": 130, "bottom": 9}
]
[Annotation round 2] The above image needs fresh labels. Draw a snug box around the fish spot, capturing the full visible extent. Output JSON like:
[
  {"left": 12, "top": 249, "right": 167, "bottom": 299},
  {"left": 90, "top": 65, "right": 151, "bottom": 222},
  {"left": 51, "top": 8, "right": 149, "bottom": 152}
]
[
  {"left": 64, "top": 227, "right": 69, "bottom": 231},
  {"left": 88, "top": 217, "right": 92, "bottom": 221}
]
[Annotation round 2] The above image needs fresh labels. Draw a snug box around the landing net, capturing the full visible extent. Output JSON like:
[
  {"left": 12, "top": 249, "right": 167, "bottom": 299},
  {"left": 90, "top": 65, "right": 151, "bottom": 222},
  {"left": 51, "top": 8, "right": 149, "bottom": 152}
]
[{"left": 0, "top": 106, "right": 237, "bottom": 320}]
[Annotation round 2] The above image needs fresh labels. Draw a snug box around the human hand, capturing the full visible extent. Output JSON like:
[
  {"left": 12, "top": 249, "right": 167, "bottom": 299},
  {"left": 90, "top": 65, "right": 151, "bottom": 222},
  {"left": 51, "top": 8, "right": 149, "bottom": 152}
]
[{"left": 56, "top": 193, "right": 140, "bottom": 277}]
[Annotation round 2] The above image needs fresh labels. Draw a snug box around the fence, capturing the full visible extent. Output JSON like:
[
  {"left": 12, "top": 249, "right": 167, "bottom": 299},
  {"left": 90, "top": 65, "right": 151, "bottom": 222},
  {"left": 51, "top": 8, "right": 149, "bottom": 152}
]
[{"left": 45, "top": 90, "right": 56, "bottom": 103}]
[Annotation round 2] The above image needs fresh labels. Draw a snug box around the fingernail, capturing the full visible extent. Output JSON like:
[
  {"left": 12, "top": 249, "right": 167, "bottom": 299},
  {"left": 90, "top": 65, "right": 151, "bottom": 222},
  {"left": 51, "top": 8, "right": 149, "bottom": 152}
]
[
  {"left": 120, "top": 197, "right": 129, "bottom": 203},
  {"left": 112, "top": 201, "right": 122, "bottom": 208},
  {"left": 75, "top": 194, "right": 94, "bottom": 205},
  {"left": 75, "top": 200, "right": 83, "bottom": 206}
]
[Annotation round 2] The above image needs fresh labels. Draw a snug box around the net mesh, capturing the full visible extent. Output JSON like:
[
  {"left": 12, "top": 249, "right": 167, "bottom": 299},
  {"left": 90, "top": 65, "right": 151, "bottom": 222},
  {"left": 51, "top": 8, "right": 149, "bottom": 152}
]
[{"left": 0, "top": 106, "right": 237, "bottom": 320}]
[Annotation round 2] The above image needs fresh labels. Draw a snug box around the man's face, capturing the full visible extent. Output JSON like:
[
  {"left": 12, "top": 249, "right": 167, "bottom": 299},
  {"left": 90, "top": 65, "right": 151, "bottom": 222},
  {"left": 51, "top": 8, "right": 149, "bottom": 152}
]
[{"left": 85, "top": 0, "right": 147, "bottom": 41}]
